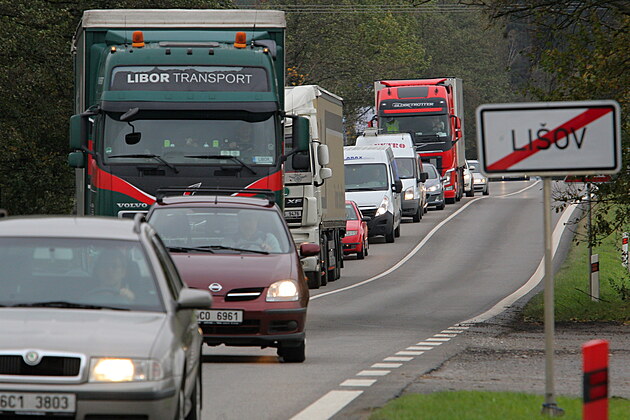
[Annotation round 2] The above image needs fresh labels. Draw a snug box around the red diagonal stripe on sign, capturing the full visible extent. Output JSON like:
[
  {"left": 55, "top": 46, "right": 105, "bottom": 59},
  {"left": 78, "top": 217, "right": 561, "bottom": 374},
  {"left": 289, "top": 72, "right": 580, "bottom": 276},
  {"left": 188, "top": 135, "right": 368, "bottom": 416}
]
[{"left": 487, "top": 107, "right": 612, "bottom": 171}]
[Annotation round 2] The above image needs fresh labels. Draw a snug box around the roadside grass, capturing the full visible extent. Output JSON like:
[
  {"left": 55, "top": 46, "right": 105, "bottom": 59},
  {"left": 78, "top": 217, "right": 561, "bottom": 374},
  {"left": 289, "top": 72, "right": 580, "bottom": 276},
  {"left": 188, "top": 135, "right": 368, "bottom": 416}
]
[
  {"left": 369, "top": 391, "right": 630, "bottom": 419},
  {"left": 522, "top": 213, "right": 630, "bottom": 323}
]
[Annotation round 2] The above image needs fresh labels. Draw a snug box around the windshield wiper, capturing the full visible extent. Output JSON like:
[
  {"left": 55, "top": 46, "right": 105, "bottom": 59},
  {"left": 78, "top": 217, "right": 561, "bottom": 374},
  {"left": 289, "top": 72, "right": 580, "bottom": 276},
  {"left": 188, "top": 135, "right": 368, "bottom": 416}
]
[
  {"left": 199, "top": 245, "right": 269, "bottom": 255},
  {"left": 167, "top": 246, "right": 215, "bottom": 253},
  {"left": 11, "top": 301, "right": 129, "bottom": 311},
  {"left": 109, "top": 154, "right": 179, "bottom": 173},
  {"left": 184, "top": 154, "right": 256, "bottom": 175}
]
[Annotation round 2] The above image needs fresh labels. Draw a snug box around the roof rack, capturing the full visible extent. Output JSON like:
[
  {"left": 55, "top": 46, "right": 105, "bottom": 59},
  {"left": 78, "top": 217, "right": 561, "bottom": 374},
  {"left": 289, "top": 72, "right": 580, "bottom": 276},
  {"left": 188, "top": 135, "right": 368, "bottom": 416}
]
[{"left": 155, "top": 187, "right": 276, "bottom": 205}]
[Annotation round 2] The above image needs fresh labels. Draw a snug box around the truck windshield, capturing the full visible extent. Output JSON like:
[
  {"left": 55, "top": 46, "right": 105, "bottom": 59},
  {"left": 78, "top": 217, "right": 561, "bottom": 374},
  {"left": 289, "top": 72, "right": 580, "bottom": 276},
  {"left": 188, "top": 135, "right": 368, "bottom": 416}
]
[
  {"left": 103, "top": 113, "right": 277, "bottom": 166},
  {"left": 379, "top": 114, "right": 450, "bottom": 141},
  {"left": 345, "top": 164, "right": 389, "bottom": 191},
  {"left": 395, "top": 158, "right": 416, "bottom": 179}
]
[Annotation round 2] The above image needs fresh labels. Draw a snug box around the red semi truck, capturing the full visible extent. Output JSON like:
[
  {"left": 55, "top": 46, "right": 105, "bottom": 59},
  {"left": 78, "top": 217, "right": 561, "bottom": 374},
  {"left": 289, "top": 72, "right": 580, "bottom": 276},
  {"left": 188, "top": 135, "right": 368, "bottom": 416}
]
[{"left": 374, "top": 78, "right": 466, "bottom": 203}]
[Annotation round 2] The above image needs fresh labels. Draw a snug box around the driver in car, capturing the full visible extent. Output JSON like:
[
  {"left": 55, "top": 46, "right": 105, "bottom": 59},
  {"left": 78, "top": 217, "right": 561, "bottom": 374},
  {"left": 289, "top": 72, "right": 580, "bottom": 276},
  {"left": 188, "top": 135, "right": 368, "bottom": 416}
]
[
  {"left": 229, "top": 212, "right": 281, "bottom": 253},
  {"left": 90, "top": 249, "right": 135, "bottom": 301}
]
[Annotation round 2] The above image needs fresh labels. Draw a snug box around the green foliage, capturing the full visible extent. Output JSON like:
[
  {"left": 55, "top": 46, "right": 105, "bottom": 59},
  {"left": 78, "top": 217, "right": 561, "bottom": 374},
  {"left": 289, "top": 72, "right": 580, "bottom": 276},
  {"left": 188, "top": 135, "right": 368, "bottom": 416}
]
[
  {"left": 0, "top": 0, "right": 230, "bottom": 215},
  {"left": 369, "top": 391, "right": 630, "bottom": 419}
]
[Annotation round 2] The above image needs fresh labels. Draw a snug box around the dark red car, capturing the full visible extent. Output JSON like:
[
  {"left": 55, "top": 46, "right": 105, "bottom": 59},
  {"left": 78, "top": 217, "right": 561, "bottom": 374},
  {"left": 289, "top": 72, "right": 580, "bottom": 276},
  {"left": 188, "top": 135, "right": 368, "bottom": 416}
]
[
  {"left": 342, "top": 200, "right": 369, "bottom": 259},
  {"left": 146, "top": 194, "right": 319, "bottom": 363}
]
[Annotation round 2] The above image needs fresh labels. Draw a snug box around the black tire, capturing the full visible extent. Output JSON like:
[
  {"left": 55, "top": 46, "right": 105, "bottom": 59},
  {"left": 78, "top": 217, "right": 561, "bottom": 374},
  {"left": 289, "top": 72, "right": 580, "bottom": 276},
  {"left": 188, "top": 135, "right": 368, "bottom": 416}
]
[
  {"left": 412, "top": 208, "right": 421, "bottom": 223},
  {"left": 278, "top": 341, "right": 306, "bottom": 363},
  {"left": 319, "top": 239, "right": 328, "bottom": 286},
  {"left": 356, "top": 247, "right": 365, "bottom": 260},
  {"left": 385, "top": 228, "right": 395, "bottom": 243},
  {"left": 394, "top": 224, "right": 400, "bottom": 238},
  {"left": 445, "top": 197, "right": 455, "bottom": 205},
  {"left": 466, "top": 188, "right": 474, "bottom": 197},
  {"left": 437, "top": 202, "right": 446, "bottom": 210},
  {"left": 185, "top": 370, "right": 201, "bottom": 420},
  {"left": 305, "top": 271, "right": 321, "bottom": 289},
  {"left": 483, "top": 188, "right": 489, "bottom": 196},
  {"left": 364, "top": 238, "right": 369, "bottom": 256}
]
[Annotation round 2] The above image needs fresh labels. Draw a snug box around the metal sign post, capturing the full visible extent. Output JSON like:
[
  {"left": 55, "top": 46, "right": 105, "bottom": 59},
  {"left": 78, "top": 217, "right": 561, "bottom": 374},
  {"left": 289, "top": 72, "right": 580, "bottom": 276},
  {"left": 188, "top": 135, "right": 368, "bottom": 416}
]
[{"left": 476, "top": 100, "right": 621, "bottom": 417}]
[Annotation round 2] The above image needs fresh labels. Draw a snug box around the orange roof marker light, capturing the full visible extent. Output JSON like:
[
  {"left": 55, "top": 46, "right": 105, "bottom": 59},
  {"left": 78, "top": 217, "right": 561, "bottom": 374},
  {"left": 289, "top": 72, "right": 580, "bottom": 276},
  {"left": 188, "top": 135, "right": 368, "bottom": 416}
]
[
  {"left": 234, "top": 32, "right": 247, "bottom": 49},
  {"left": 132, "top": 31, "right": 145, "bottom": 48}
]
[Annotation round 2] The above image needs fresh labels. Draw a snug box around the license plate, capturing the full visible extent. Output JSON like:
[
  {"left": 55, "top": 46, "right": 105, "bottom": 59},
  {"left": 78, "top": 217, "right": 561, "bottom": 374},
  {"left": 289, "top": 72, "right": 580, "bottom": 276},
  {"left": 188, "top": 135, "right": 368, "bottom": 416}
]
[
  {"left": 197, "top": 310, "right": 243, "bottom": 325},
  {"left": 284, "top": 210, "right": 302, "bottom": 219},
  {"left": 0, "top": 392, "right": 76, "bottom": 414}
]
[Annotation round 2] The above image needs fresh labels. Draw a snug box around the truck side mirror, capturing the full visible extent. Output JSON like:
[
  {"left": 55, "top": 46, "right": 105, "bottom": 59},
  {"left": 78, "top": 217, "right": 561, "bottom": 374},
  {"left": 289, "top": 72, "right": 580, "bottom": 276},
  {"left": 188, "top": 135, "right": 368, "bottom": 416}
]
[
  {"left": 319, "top": 167, "right": 332, "bottom": 180},
  {"left": 68, "top": 151, "right": 86, "bottom": 169},
  {"left": 419, "top": 172, "right": 428, "bottom": 182},
  {"left": 393, "top": 179, "right": 403, "bottom": 193},
  {"left": 317, "top": 144, "right": 330, "bottom": 166},
  {"left": 291, "top": 152, "right": 310, "bottom": 170},
  {"left": 292, "top": 116, "right": 310, "bottom": 152},
  {"left": 69, "top": 114, "right": 85, "bottom": 150}
]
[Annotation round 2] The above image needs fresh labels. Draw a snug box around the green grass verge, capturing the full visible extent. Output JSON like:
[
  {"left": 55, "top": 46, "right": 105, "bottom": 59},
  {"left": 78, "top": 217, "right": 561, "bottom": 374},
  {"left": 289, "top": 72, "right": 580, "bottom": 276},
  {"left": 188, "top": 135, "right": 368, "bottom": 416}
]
[
  {"left": 369, "top": 391, "right": 630, "bottom": 420},
  {"left": 522, "top": 214, "right": 630, "bottom": 323}
]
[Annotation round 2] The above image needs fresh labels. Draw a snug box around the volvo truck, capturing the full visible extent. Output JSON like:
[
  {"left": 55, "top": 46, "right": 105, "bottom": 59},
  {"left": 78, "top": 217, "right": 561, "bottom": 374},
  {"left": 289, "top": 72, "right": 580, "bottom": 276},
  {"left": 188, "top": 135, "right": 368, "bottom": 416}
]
[
  {"left": 374, "top": 78, "right": 466, "bottom": 204},
  {"left": 284, "top": 85, "right": 346, "bottom": 288},
  {"left": 68, "top": 9, "right": 308, "bottom": 217}
]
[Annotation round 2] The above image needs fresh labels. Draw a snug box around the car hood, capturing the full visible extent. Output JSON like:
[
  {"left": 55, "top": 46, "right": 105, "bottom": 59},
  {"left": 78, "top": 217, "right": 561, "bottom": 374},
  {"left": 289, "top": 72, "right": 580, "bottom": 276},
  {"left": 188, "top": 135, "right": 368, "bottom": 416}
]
[
  {"left": 171, "top": 253, "right": 295, "bottom": 295},
  {"left": 0, "top": 309, "right": 167, "bottom": 358},
  {"left": 345, "top": 190, "right": 388, "bottom": 209},
  {"left": 473, "top": 172, "right": 486, "bottom": 179}
]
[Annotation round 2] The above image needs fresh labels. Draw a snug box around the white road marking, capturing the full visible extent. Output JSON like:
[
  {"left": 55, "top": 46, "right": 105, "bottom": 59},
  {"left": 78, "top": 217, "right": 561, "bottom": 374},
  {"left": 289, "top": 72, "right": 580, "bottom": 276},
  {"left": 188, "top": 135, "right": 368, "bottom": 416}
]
[
  {"left": 357, "top": 370, "right": 391, "bottom": 377},
  {"left": 384, "top": 356, "right": 413, "bottom": 362},
  {"left": 416, "top": 341, "right": 442, "bottom": 346},
  {"left": 434, "top": 333, "right": 457, "bottom": 338},
  {"left": 396, "top": 351, "right": 424, "bottom": 356},
  {"left": 496, "top": 180, "right": 541, "bottom": 198},
  {"left": 441, "top": 330, "right": 463, "bottom": 334},
  {"left": 290, "top": 391, "right": 363, "bottom": 420},
  {"left": 426, "top": 337, "right": 450, "bottom": 342},
  {"left": 449, "top": 325, "right": 470, "bottom": 330},
  {"left": 371, "top": 363, "right": 402, "bottom": 368},
  {"left": 407, "top": 346, "right": 434, "bottom": 351},
  {"left": 340, "top": 379, "right": 377, "bottom": 387},
  {"left": 461, "top": 200, "right": 580, "bottom": 324}
]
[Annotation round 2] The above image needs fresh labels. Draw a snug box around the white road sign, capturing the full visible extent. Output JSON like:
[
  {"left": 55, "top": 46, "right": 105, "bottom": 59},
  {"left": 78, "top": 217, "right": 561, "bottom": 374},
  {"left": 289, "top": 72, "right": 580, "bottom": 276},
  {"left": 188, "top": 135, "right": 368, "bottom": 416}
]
[{"left": 476, "top": 101, "right": 621, "bottom": 176}]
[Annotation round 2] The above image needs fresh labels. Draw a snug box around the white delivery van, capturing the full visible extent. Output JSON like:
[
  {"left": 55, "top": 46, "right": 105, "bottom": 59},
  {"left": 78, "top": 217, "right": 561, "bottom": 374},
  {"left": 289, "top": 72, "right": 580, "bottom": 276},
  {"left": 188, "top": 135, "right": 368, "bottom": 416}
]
[
  {"left": 355, "top": 130, "right": 428, "bottom": 222},
  {"left": 344, "top": 145, "right": 402, "bottom": 243}
]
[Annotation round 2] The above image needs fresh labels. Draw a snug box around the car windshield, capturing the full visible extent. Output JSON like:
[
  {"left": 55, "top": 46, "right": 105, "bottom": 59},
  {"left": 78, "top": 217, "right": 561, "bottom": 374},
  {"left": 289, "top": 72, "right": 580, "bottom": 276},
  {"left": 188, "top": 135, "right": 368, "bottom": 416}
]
[
  {"left": 424, "top": 164, "right": 439, "bottom": 179},
  {"left": 345, "top": 204, "right": 358, "bottom": 220},
  {"left": 395, "top": 158, "right": 416, "bottom": 179},
  {"left": 0, "top": 238, "right": 163, "bottom": 311},
  {"left": 345, "top": 163, "right": 389, "bottom": 191},
  {"left": 103, "top": 112, "right": 277, "bottom": 166},
  {"left": 149, "top": 207, "right": 292, "bottom": 254},
  {"left": 468, "top": 162, "right": 481, "bottom": 172}
]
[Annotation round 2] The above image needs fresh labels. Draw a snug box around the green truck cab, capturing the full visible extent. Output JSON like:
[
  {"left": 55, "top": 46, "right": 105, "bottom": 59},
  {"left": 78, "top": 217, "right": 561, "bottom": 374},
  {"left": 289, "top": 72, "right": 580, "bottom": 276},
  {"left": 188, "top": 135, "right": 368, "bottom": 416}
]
[{"left": 69, "top": 9, "right": 307, "bottom": 217}]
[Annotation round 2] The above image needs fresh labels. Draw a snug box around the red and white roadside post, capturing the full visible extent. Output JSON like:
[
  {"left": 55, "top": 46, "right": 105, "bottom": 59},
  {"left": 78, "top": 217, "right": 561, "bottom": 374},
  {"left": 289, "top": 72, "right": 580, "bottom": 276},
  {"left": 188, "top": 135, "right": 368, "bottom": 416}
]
[
  {"left": 622, "top": 233, "right": 628, "bottom": 271},
  {"left": 476, "top": 100, "right": 621, "bottom": 417},
  {"left": 583, "top": 339, "right": 609, "bottom": 420},
  {"left": 590, "top": 254, "right": 599, "bottom": 301}
]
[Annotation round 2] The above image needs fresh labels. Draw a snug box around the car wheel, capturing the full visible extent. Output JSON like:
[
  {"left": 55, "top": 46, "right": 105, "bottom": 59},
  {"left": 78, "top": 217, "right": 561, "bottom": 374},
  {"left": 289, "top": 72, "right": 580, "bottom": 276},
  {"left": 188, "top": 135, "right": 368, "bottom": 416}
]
[
  {"left": 466, "top": 188, "right": 474, "bottom": 197},
  {"left": 483, "top": 187, "right": 489, "bottom": 196},
  {"left": 364, "top": 238, "right": 369, "bottom": 256},
  {"left": 385, "top": 228, "right": 395, "bottom": 243},
  {"left": 437, "top": 202, "right": 446, "bottom": 210},
  {"left": 394, "top": 223, "right": 400, "bottom": 238},
  {"left": 185, "top": 370, "right": 201, "bottom": 420},
  {"left": 305, "top": 271, "right": 321, "bottom": 289},
  {"left": 412, "top": 208, "right": 421, "bottom": 223},
  {"left": 356, "top": 246, "right": 365, "bottom": 260},
  {"left": 278, "top": 341, "right": 306, "bottom": 363}
]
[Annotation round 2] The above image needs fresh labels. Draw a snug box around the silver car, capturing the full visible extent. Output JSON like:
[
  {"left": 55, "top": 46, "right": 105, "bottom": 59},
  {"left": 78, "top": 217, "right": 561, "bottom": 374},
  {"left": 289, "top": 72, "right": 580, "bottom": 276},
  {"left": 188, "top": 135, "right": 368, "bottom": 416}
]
[
  {"left": 0, "top": 216, "right": 212, "bottom": 419},
  {"left": 468, "top": 160, "right": 489, "bottom": 195}
]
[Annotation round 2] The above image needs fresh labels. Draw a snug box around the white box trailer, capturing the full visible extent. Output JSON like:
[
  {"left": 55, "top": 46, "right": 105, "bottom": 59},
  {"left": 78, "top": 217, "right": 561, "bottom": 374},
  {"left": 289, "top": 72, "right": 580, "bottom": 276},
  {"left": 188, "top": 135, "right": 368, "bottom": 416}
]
[{"left": 284, "top": 85, "right": 346, "bottom": 288}]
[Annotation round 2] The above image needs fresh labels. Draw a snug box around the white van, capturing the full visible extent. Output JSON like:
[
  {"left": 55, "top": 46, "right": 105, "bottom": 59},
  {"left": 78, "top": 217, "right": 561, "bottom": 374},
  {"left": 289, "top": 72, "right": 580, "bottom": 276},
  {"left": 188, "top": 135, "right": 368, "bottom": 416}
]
[
  {"left": 344, "top": 145, "right": 402, "bottom": 243},
  {"left": 355, "top": 130, "right": 427, "bottom": 222}
]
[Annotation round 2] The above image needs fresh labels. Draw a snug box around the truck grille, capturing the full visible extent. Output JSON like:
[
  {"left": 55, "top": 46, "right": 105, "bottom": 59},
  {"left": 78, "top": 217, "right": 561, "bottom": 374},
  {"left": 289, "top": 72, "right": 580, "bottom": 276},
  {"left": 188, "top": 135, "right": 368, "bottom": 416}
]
[
  {"left": 0, "top": 355, "right": 81, "bottom": 377},
  {"left": 360, "top": 209, "right": 377, "bottom": 219}
]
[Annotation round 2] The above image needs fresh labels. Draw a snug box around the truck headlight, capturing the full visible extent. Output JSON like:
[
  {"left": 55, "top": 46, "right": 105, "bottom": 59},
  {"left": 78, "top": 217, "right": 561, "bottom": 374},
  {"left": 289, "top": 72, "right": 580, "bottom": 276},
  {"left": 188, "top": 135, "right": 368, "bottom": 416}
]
[
  {"left": 404, "top": 187, "right": 415, "bottom": 201},
  {"left": 375, "top": 195, "right": 390, "bottom": 217},
  {"left": 89, "top": 358, "right": 163, "bottom": 382},
  {"left": 267, "top": 280, "right": 299, "bottom": 302}
]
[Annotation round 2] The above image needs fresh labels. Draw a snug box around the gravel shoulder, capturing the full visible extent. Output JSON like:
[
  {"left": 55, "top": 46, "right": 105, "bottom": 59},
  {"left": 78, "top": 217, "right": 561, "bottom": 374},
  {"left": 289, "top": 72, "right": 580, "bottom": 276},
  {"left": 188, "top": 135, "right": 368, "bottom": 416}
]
[{"left": 404, "top": 307, "right": 630, "bottom": 401}]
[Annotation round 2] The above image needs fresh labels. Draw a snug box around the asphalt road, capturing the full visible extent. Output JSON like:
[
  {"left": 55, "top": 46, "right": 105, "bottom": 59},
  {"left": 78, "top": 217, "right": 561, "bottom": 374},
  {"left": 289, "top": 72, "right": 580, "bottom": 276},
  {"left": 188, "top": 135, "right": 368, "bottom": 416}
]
[{"left": 200, "top": 180, "right": 577, "bottom": 420}]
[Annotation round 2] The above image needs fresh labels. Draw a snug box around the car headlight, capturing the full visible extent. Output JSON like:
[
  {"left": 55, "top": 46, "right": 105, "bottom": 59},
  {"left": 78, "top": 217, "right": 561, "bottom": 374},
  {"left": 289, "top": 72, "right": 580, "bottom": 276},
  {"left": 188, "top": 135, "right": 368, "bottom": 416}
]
[
  {"left": 404, "top": 187, "right": 415, "bottom": 201},
  {"left": 375, "top": 195, "right": 390, "bottom": 217},
  {"left": 427, "top": 184, "right": 441, "bottom": 192},
  {"left": 345, "top": 230, "right": 358, "bottom": 236},
  {"left": 266, "top": 280, "right": 299, "bottom": 302},
  {"left": 89, "top": 358, "right": 163, "bottom": 382},
  {"left": 474, "top": 178, "right": 486, "bottom": 184}
]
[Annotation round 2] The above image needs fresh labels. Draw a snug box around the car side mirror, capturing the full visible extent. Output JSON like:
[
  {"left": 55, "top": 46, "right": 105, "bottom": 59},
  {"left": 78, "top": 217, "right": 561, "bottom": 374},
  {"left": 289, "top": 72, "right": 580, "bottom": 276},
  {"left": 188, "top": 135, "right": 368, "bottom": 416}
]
[
  {"left": 177, "top": 288, "right": 213, "bottom": 310},
  {"left": 300, "top": 243, "right": 321, "bottom": 258},
  {"left": 393, "top": 179, "right": 403, "bottom": 193},
  {"left": 419, "top": 172, "right": 428, "bottom": 182},
  {"left": 361, "top": 216, "right": 371, "bottom": 222}
]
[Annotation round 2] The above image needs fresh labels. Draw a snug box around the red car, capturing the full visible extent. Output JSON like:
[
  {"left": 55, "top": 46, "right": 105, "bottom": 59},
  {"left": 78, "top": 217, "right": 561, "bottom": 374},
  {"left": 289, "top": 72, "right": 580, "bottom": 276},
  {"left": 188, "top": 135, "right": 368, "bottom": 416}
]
[
  {"left": 342, "top": 200, "right": 369, "bottom": 259},
  {"left": 147, "top": 193, "right": 319, "bottom": 363}
]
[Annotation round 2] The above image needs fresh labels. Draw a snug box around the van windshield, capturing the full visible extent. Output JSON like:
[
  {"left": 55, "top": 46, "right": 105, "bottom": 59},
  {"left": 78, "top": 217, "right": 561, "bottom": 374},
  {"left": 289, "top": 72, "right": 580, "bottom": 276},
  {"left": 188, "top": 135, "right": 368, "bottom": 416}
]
[
  {"left": 395, "top": 158, "right": 416, "bottom": 179},
  {"left": 345, "top": 163, "right": 389, "bottom": 191}
]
